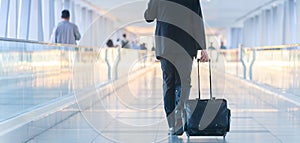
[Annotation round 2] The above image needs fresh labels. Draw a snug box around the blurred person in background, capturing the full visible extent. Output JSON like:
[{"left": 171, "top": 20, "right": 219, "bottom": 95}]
[{"left": 51, "top": 10, "right": 81, "bottom": 45}]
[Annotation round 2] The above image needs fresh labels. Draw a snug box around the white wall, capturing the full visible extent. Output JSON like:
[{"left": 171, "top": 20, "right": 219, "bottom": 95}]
[
  {"left": 241, "top": 0, "right": 298, "bottom": 48},
  {"left": 0, "top": 0, "right": 124, "bottom": 48}
]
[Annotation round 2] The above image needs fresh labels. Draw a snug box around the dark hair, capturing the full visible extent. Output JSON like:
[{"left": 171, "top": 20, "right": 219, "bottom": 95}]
[
  {"left": 106, "top": 39, "right": 114, "bottom": 47},
  {"left": 61, "top": 10, "right": 70, "bottom": 19}
]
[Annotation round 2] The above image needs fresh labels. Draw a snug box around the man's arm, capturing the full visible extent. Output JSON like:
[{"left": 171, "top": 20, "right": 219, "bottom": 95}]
[
  {"left": 144, "top": 0, "right": 157, "bottom": 23},
  {"left": 50, "top": 26, "right": 57, "bottom": 43},
  {"left": 74, "top": 25, "right": 81, "bottom": 41}
]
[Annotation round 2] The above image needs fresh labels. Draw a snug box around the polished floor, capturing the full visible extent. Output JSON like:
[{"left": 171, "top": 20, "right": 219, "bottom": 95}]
[{"left": 16, "top": 64, "right": 300, "bottom": 143}]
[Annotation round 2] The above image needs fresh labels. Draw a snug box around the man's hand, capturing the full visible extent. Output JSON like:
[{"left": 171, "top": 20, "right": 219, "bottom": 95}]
[{"left": 199, "top": 50, "right": 209, "bottom": 62}]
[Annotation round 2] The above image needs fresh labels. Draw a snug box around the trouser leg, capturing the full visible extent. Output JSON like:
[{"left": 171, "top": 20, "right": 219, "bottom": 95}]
[
  {"left": 175, "top": 69, "right": 181, "bottom": 106},
  {"left": 160, "top": 58, "right": 176, "bottom": 128},
  {"left": 174, "top": 56, "right": 193, "bottom": 108},
  {"left": 160, "top": 56, "right": 193, "bottom": 131},
  {"left": 173, "top": 56, "right": 193, "bottom": 134}
]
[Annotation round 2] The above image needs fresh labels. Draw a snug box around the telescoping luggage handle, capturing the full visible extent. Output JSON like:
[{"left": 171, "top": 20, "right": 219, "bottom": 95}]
[{"left": 197, "top": 59, "right": 213, "bottom": 100}]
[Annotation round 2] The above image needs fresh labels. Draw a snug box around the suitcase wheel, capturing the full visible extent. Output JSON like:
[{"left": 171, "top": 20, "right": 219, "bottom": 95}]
[
  {"left": 186, "top": 132, "right": 190, "bottom": 138},
  {"left": 223, "top": 133, "right": 227, "bottom": 140}
]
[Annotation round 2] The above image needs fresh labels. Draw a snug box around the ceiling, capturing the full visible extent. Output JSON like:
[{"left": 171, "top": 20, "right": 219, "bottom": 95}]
[{"left": 84, "top": 0, "right": 277, "bottom": 34}]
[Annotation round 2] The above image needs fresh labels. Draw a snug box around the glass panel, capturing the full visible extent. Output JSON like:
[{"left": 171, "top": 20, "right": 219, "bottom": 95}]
[
  {"left": 0, "top": 39, "right": 154, "bottom": 122},
  {"left": 252, "top": 47, "right": 300, "bottom": 96},
  {"left": 0, "top": 40, "right": 74, "bottom": 121},
  {"left": 221, "top": 45, "right": 300, "bottom": 96}
]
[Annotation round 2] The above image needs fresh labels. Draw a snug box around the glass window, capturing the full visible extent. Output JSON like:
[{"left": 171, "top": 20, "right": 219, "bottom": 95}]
[{"left": 296, "top": 0, "right": 300, "bottom": 42}]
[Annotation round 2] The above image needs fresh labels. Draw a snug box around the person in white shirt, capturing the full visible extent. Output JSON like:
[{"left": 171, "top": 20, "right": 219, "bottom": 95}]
[{"left": 51, "top": 10, "right": 81, "bottom": 45}]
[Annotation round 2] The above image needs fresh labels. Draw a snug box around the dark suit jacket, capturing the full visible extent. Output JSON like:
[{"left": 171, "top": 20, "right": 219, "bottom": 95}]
[{"left": 144, "top": 0, "right": 206, "bottom": 59}]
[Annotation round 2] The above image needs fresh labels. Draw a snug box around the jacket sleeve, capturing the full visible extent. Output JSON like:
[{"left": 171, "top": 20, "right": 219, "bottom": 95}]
[
  {"left": 197, "top": 1, "right": 204, "bottom": 19},
  {"left": 74, "top": 25, "right": 81, "bottom": 41},
  {"left": 197, "top": 0, "right": 206, "bottom": 50},
  {"left": 144, "top": 0, "right": 157, "bottom": 23}
]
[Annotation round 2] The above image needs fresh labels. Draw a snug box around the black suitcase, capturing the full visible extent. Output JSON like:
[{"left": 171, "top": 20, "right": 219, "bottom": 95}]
[{"left": 184, "top": 59, "right": 231, "bottom": 138}]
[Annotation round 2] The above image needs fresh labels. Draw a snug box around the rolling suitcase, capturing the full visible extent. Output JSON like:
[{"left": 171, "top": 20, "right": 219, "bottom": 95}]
[{"left": 184, "top": 59, "right": 231, "bottom": 138}]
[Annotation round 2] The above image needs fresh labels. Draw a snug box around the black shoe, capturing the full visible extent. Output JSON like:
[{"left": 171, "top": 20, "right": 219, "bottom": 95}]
[
  {"left": 168, "top": 127, "right": 175, "bottom": 135},
  {"left": 174, "top": 109, "right": 184, "bottom": 136},
  {"left": 174, "top": 127, "right": 184, "bottom": 136}
]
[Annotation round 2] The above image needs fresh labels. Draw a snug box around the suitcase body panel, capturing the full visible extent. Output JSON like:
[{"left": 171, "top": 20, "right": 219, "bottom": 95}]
[
  {"left": 185, "top": 99, "right": 230, "bottom": 136},
  {"left": 183, "top": 59, "right": 231, "bottom": 137}
]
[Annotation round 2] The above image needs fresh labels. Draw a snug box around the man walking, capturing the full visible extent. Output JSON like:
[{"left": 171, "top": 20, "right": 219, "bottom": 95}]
[
  {"left": 51, "top": 10, "right": 81, "bottom": 45},
  {"left": 144, "top": 0, "right": 208, "bottom": 135}
]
